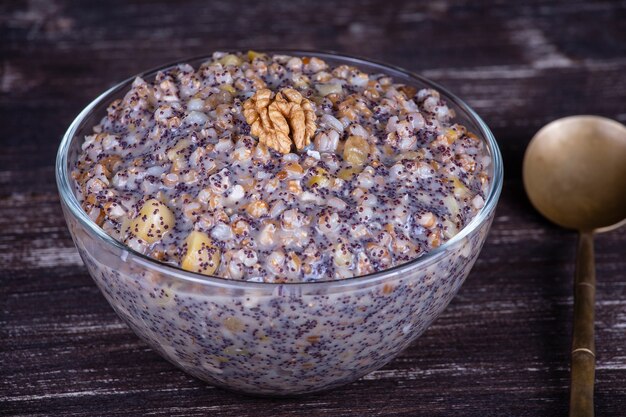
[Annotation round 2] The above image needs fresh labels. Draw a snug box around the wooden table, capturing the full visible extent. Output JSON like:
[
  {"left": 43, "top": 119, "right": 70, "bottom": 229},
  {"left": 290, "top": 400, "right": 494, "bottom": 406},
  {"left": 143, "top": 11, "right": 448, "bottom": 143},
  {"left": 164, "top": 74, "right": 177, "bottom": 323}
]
[{"left": 2, "top": 1, "right": 625, "bottom": 415}]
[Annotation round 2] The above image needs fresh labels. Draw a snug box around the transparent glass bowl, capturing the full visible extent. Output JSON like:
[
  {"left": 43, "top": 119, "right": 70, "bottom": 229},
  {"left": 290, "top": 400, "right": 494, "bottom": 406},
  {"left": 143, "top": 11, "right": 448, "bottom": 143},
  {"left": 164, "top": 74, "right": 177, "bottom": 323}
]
[{"left": 56, "top": 51, "right": 503, "bottom": 395}]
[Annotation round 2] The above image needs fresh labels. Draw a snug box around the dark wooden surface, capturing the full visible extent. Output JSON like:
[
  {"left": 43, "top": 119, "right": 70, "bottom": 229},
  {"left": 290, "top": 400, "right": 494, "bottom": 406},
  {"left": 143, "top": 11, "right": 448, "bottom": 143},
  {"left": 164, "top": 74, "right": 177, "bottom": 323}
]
[{"left": 1, "top": 1, "right": 625, "bottom": 416}]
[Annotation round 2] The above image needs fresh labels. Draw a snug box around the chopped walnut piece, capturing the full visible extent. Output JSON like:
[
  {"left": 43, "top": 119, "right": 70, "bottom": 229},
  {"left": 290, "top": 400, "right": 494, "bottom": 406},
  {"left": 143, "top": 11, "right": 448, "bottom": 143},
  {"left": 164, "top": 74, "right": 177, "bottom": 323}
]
[{"left": 243, "top": 88, "right": 317, "bottom": 154}]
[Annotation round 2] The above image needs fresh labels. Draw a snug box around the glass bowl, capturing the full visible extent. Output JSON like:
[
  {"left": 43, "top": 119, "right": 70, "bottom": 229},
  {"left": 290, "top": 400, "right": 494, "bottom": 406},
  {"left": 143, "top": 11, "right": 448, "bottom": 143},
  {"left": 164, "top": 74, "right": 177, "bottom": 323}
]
[{"left": 56, "top": 50, "right": 503, "bottom": 396}]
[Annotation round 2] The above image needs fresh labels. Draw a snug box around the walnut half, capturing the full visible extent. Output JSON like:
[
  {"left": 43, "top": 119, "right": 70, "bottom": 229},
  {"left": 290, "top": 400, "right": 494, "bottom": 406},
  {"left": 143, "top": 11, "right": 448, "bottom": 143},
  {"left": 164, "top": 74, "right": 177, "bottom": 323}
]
[{"left": 243, "top": 88, "right": 317, "bottom": 154}]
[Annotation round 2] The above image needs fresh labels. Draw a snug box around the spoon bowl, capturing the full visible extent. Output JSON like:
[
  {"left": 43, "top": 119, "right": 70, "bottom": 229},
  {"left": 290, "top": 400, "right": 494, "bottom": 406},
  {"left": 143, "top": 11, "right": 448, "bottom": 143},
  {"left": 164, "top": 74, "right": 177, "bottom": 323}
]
[
  {"left": 523, "top": 115, "right": 626, "bottom": 232},
  {"left": 523, "top": 115, "right": 626, "bottom": 417}
]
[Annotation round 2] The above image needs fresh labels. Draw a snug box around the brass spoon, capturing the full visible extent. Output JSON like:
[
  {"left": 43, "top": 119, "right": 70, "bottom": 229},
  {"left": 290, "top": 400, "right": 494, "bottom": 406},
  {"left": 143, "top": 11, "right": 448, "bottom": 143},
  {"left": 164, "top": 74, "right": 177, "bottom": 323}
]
[{"left": 523, "top": 115, "right": 626, "bottom": 417}]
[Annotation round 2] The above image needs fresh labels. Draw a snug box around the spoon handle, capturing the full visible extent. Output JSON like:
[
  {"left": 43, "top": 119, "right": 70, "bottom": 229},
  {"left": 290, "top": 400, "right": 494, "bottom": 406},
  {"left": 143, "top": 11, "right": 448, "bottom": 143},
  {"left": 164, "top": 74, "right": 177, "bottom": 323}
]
[{"left": 570, "top": 231, "right": 596, "bottom": 417}]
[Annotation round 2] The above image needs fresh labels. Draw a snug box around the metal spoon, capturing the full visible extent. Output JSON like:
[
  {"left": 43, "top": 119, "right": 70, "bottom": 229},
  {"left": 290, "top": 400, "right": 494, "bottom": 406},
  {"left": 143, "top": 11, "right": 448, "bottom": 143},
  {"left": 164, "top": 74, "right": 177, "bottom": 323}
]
[{"left": 523, "top": 115, "right": 626, "bottom": 417}]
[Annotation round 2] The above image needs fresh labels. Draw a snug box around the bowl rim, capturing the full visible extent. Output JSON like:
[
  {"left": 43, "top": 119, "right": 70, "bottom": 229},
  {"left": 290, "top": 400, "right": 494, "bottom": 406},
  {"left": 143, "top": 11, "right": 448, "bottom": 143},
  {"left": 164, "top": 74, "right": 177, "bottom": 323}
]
[{"left": 56, "top": 49, "right": 503, "bottom": 289}]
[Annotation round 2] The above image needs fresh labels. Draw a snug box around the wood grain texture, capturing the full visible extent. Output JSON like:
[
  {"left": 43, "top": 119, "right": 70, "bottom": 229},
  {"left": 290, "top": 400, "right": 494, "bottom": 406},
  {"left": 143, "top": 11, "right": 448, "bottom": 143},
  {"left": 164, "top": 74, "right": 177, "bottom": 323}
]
[{"left": 1, "top": 0, "right": 625, "bottom": 415}]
